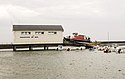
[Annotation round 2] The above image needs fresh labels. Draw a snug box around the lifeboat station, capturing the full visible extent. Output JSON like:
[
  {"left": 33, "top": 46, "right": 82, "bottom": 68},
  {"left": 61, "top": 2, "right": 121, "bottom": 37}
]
[
  {"left": 12, "top": 25, "right": 66, "bottom": 51},
  {"left": 13, "top": 25, "right": 64, "bottom": 44}
]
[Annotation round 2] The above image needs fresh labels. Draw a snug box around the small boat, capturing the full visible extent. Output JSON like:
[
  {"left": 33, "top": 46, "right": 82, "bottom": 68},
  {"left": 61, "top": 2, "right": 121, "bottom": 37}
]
[{"left": 103, "top": 47, "right": 111, "bottom": 53}]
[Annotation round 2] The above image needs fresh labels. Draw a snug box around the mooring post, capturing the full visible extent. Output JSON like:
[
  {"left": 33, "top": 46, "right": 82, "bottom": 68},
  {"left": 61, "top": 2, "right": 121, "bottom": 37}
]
[{"left": 13, "top": 46, "right": 16, "bottom": 51}]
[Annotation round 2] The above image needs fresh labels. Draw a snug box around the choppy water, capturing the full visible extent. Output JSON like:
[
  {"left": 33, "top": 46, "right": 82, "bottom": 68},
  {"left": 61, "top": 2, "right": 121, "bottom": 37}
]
[{"left": 0, "top": 50, "right": 125, "bottom": 79}]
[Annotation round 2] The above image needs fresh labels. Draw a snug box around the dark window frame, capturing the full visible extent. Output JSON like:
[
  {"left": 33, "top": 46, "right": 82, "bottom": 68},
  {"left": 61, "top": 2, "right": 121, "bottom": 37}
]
[
  {"left": 48, "top": 31, "right": 57, "bottom": 34},
  {"left": 21, "top": 32, "right": 31, "bottom": 35},
  {"left": 35, "top": 32, "right": 44, "bottom": 34}
]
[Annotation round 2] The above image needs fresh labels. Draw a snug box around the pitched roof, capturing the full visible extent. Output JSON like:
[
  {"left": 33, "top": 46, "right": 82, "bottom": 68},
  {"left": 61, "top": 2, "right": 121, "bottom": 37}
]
[{"left": 13, "top": 25, "right": 64, "bottom": 31}]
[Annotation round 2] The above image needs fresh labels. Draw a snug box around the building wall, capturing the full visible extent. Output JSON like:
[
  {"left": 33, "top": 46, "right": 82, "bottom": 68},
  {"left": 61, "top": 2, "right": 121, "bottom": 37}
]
[{"left": 13, "top": 30, "right": 63, "bottom": 44}]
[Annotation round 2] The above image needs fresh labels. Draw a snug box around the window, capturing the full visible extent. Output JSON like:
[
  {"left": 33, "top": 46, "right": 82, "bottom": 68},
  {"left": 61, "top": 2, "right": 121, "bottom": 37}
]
[
  {"left": 28, "top": 32, "right": 31, "bottom": 34},
  {"left": 54, "top": 32, "right": 57, "bottom": 34},
  {"left": 21, "top": 32, "right": 25, "bottom": 34},
  {"left": 21, "top": 32, "right": 31, "bottom": 35},
  {"left": 35, "top": 32, "right": 44, "bottom": 34},
  {"left": 48, "top": 32, "right": 57, "bottom": 35},
  {"left": 41, "top": 32, "right": 44, "bottom": 34}
]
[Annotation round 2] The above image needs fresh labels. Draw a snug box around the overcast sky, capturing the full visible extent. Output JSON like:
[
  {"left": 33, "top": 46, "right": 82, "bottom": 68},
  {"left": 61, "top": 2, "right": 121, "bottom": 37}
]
[{"left": 0, "top": 0, "right": 125, "bottom": 43}]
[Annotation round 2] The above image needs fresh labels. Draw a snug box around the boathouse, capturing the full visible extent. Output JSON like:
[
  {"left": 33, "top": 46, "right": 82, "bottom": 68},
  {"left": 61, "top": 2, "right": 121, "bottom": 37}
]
[{"left": 13, "top": 25, "right": 64, "bottom": 44}]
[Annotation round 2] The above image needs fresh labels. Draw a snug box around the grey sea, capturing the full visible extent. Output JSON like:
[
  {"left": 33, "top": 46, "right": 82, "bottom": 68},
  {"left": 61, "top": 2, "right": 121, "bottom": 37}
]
[{"left": 0, "top": 49, "right": 125, "bottom": 79}]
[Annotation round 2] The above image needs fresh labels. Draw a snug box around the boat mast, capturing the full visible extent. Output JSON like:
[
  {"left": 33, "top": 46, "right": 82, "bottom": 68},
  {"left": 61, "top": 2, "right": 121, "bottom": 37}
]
[{"left": 108, "top": 32, "right": 109, "bottom": 46}]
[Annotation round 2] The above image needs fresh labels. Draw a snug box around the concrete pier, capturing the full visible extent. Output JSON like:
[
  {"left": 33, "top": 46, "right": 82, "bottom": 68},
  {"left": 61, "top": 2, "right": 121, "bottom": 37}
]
[{"left": 0, "top": 43, "right": 93, "bottom": 51}]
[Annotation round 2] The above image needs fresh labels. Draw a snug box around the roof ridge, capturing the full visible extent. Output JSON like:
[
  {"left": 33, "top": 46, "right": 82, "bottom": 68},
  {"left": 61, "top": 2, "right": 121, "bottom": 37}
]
[{"left": 13, "top": 25, "right": 64, "bottom": 32}]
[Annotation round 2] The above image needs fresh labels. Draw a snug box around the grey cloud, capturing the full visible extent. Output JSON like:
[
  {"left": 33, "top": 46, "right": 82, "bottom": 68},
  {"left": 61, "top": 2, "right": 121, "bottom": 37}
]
[{"left": 0, "top": 0, "right": 125, "bottom": 43}]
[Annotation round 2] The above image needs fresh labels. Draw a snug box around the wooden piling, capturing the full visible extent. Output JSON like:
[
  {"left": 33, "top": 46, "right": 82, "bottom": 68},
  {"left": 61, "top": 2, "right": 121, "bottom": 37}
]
[
  {"left": 13, "top": 46, "right": 16, "bottom": 51},
  {"left": 29, "top": 46, "right": 33, "bottom": 51},
  {"left": 44, "top": 46, "right": 46, "bottom": 50}
]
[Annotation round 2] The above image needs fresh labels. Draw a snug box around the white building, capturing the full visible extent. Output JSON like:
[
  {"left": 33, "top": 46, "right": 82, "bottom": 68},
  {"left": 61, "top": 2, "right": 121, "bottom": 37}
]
[{"left": 13, "top": 25, "right": 64, "bottom": 44}]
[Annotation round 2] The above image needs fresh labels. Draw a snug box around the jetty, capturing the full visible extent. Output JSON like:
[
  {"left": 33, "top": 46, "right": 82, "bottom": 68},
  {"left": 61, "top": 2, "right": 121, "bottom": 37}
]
[
  {"left": 0, "top": 42, "right": 93, "bottom": 51},
  {"left": 98, "top": 41, "right": 125, "bottom": 46}
]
